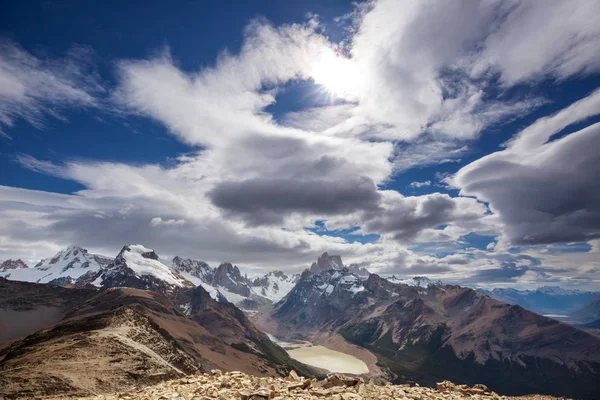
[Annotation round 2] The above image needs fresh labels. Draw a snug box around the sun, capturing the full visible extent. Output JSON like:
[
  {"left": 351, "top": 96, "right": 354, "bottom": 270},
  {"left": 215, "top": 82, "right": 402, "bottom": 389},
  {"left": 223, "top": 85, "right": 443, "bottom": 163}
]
[{"left": 310, "top": 50, "right": 359, "bottom": 99}]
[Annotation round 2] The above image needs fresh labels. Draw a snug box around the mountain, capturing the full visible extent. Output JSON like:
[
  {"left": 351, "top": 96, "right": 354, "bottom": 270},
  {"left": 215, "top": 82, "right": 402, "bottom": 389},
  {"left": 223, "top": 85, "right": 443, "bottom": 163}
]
[
  {"left": 309, "top": 252, "right": 369, "bottom": 276},
  {"left": 96, "top": 244, "right": 194, "bottom": 293},
  {"left": 171, "top": 256, "right": 300, "bottom": 308},
  {"left": 171, "top": 256, "right": 214, "bottom": 283},
  {"left": 0, "top": 259, "right": 28, "bottom": 271},
  {"left": 0, "top": 246, "right": 112, "bottom": 286},
  {"left": 387, "top": 276, "right": 443, "bottom": 287},
  {"left": 0, "top": 275, "right": 315, "bottom": 398},
  {"left": 575, "top": 295, "right": 600, "bottom": 322},
  {"left": 272, "top": 264, "right": 600, "bottom": 399},
  {"left": 1, "top": 244, "right": 302, "bottom": 309},
  {"left": 480, "top": 286, "right": 599, "bottom": 318},
  {"left": 250, "top": 270, "right": 299, "bottom": 302}
]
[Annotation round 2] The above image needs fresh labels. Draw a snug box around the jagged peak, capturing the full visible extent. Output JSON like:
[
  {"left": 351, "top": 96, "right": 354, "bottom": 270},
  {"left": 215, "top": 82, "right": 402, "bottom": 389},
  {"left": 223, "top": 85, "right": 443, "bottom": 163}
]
[
  {"left": 309, "top": 252, "right": 345, "bottom": 274},
  {"left": 0, "top": 258, "right": 29, "bottom": 271}
]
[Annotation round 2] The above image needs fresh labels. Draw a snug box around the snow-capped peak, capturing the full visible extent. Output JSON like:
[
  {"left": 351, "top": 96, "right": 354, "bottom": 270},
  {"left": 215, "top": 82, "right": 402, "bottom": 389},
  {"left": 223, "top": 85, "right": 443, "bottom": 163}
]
[
  {"left": 108, "top": 244, "right": 189, "bottom": 287},
  {"left": 387, "top": 276, "right": 443, "bottom": 288},
  {"left": 0, "top": 245, "right": 111, "bottom": 285},
  {"left": 172, "top": 256, "right": 213, "bottom": 280},
  {"left": 250, "top": 270, "right": 300, "bottom": 301}
]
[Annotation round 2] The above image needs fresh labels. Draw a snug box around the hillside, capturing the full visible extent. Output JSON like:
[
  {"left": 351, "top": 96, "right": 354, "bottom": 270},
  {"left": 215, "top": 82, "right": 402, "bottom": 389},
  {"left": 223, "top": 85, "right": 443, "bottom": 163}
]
[
  {"left": 0, "top": 278, "right": 315, "bottom": 399},
  {"left": 271, "top": 267, "right": 600, "bottom": 399}
]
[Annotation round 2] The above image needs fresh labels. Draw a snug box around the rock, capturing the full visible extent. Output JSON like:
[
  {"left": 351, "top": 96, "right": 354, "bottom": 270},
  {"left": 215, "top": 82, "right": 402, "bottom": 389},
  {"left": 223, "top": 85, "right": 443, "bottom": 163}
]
[
  {"left": 287, "top": 378, "right": 313, "bottom": 390},
  {"left": 437, "top": 381, "right": 456, "bottom": 392},
  {"left": 53, "top": 369, "right": 557, "bottom": 400},
  {"left": 288, "top": 370, "right": 300, "bottom": 381},
  {"left": 211, "top": 369, "right": 223, "bottom": 376},
  {"left": 474, "top": 383, "right": 492, "bottom": 393},
  {"left": 322, "top": 373, "right": 362, "bottom": 388}
]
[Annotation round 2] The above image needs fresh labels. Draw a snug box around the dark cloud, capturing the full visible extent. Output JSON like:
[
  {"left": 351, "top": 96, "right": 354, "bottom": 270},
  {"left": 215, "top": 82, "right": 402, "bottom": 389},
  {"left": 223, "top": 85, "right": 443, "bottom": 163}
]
[
  {"left": 468, "top": 254, "right": 545, "bottom": 283},
  {"left": 208, "top": 176, "right": 381, "bottom": 225},
  {"left": 456, "top": 122, "right": 600, "bottom": 245},
  {"left": 363, "top": 193, "right": 483, "bottom": 241}
]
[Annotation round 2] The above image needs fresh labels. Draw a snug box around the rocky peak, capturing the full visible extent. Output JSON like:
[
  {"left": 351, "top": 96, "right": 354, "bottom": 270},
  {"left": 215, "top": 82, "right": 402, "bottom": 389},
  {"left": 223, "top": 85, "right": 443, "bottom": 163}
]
[
  {"left": 172, "top": 256, "right": 214, "bottom": 281},
  {"left": 0, "top": 259, "right": 28, "bottom": 271},
  {"left": 309, "top": 252, "right": 345, "bottom": 274},
  {"left": 347, "top": 263, "right": 370, "bottom": 277},
  {"left": 100, "top": 244, "right": 192, "bottom": 291},
  {"left": 212, "top": 262, "right": 251, "bottom": 297},
  {"left": 308, "top": 252, "right": 370, "bottom": 277}
]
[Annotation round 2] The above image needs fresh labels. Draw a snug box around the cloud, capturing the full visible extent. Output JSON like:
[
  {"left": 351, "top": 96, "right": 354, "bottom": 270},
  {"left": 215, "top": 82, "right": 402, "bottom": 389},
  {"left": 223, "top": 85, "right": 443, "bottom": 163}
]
[
  {"left": 2, "top": 4, "right": 600, "bottom": 290},
  {"left": 470, "top": 0, "right": 600, "bottom": 84},
  {"left": 409, "top": 180, "right": 431, "bottom": 188},
  {"left": 150, "top": 217, "right": 185, "bottom": 227},
  {"left": 454, "top": 89, "right": 600, "bottom": 245},
  {"left": 208, "top": 176, "right": 381, "bottom": 226},
  {"left": 113, "top": 19, "right": 329, "bottom": 147},
  {"left": 356, "top": 191, "right": 488, "bottom": 242},
  {"left": 0, "top": 40, "right": 103, "bottom": 137}
]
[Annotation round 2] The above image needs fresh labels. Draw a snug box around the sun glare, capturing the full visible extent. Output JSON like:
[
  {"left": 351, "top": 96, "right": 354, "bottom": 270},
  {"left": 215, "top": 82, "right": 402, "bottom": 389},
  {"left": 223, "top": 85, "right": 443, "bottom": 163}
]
[{"left": 310, "top": 50, "right": 359, "bottom": 99}]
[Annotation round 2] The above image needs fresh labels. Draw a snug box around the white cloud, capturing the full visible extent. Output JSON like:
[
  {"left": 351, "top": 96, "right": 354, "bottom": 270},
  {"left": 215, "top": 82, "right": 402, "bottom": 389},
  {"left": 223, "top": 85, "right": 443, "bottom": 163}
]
[
  {"left": 0, "top": 40, "right": 103, "bottom": 138},
  {"left": 409, "top": 180, "right": 431, "bottom": 188}
]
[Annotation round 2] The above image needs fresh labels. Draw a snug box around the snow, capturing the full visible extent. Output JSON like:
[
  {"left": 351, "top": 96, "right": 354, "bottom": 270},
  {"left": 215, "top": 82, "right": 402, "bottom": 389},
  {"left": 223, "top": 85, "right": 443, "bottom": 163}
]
[
  {"left": 387, "top": 276, "right": 442, "bottom": 288},
  {"left": 91, "top": 274, "right": 104, "bottom": 287},
  {"left": 215, "top": 286, "right": 248, "bottom": 304},
  {"left": 180, "top": 303, "right": 192, "bottom": 316},
  {"left": 325, "top": 284, "right": 334, "bottom": 295},
  {"left": 120, "top": 245, "right": 186, "bottom": 287},
  {"left": 251, "top": 273, "right": 298, "bottom": 302},
  {"left": 0, "top": 245, "right": 110, "bottom": 285},
  {"left": 347, "top": 285, "right": 365, "bottom": 294}
]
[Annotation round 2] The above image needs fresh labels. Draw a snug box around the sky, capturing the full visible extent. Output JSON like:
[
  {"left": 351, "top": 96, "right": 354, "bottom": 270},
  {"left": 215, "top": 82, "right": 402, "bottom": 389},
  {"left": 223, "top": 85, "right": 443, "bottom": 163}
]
[{"left": 1, "top": 0, "right": 599, "bottom": 290}]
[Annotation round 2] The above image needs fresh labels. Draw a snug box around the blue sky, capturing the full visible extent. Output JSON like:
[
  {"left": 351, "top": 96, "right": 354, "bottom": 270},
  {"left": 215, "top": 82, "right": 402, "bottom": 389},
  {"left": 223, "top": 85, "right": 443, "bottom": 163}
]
[{"left": 1, "top": 0, "right": 599, "bottom": 290}]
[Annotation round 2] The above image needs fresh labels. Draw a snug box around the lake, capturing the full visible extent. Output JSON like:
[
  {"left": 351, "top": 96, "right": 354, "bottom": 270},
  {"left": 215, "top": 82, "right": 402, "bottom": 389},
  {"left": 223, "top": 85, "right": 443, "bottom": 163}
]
[{"left": 286, "top": 344, "right": 369, "bottom": 374}]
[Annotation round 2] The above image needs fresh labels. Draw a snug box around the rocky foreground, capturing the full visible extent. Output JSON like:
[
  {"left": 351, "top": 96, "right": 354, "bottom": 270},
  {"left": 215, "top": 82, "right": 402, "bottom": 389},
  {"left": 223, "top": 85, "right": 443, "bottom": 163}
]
[{"left": 44, "top": 370, "right": 569, "bottom": 400}]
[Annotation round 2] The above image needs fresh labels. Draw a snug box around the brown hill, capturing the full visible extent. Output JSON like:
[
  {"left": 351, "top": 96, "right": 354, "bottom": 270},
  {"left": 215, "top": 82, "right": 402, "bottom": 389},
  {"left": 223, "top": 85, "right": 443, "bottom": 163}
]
[{"left": 0, "top": 278, "right": 314, "bottom": 399}]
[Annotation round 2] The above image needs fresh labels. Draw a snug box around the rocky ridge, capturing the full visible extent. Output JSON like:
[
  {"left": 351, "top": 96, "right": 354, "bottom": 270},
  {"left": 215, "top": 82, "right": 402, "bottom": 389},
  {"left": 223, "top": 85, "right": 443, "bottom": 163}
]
[
  {"left": 46, "top": 370, "right": 568, "bottom": 400},
  {"left": 0, "top": 258, "right": 28, "bottom": 271}
]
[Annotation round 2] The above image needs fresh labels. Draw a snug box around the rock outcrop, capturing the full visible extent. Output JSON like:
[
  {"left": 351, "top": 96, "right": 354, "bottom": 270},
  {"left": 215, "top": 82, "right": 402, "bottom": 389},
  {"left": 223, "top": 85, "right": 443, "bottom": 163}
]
[{"left": 52, "top": 370, "right": 570, "bottom": 400}]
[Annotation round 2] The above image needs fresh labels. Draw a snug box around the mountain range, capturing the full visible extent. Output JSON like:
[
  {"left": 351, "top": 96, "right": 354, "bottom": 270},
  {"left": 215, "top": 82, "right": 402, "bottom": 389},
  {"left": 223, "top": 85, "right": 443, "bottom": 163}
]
[
  {"left": 0, "top": 245, "right": 299, "bottom": 310},
  {"left": 266, "top": 255, "right": 600, "bottom": 399},
  {"left": 0, "top": 245, "right": 316, "bottom": 398},
  {"left": 2, "top": 245, "right": 600, "bottom": 399}
]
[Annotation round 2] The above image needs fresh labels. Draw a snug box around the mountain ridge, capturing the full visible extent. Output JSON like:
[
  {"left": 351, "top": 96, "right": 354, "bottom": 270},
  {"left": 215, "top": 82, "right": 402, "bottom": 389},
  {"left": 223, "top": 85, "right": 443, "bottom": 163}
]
[{"left": 270, "top": 262, "right": 600, "bottom": 399}]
